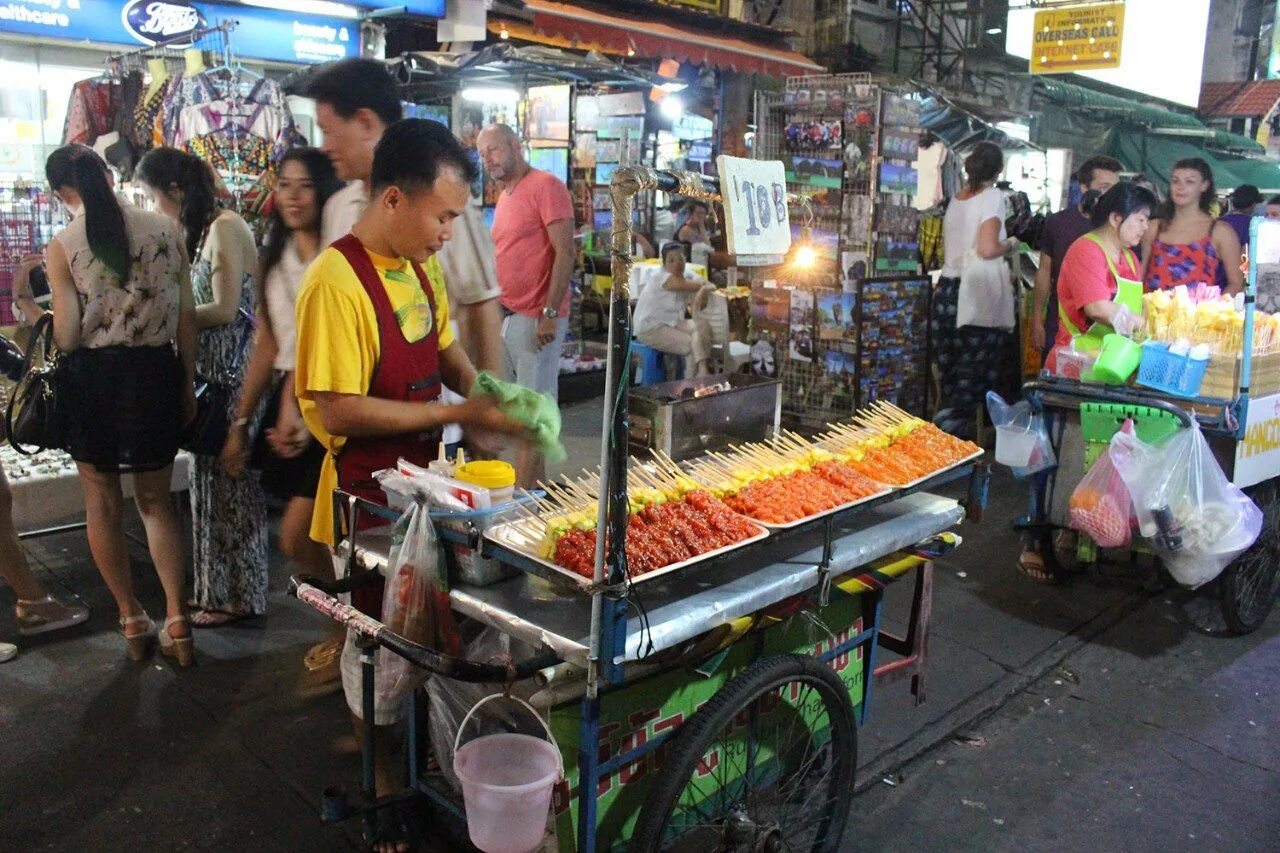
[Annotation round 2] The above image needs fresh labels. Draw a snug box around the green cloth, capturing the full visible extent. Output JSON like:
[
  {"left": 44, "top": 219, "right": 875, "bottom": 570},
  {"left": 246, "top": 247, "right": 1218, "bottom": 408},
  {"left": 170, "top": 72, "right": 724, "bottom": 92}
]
[{"left": 470, "top": 371, "right": 566, "bottom": 463}]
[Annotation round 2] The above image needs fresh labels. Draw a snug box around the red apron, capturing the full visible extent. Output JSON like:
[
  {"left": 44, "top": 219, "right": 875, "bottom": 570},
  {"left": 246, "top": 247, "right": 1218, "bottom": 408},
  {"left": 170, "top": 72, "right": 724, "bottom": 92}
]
[{"left": 330, "top": 234, "right": 443, "bottom": 616}]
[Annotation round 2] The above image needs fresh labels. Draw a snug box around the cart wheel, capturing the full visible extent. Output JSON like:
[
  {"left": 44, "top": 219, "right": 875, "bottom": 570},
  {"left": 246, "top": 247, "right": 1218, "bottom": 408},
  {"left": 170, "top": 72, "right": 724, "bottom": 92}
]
[
  {"left": 1220, "top": 482, "right": 1280, "bottom": 636},
  {"left": 628, "top": 654, "right": 857, "bottom": 853}
]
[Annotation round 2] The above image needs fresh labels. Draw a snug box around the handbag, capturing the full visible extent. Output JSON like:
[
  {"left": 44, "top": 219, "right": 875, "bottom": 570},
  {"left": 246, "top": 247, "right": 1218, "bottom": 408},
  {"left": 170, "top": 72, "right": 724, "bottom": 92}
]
[
  {"left": 5, "top": 313, "right": 67, "bottom": 455},
  {"left": 181, "top": 307, "right": 255, "bottom": 457},
  {"left": 956, "top": 248, "right": 1015, "bottom": 331}
]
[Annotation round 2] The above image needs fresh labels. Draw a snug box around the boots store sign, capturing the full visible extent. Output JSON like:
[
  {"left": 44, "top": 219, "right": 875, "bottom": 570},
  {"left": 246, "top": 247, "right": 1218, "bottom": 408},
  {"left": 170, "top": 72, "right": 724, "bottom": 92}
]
[{"left": 0, "top": 0, "right": 441, "bottom": 63}]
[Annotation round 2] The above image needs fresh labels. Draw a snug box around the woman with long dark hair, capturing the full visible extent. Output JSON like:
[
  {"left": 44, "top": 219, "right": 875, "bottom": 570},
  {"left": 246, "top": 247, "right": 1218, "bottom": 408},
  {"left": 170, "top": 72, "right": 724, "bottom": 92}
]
[
  {"left": 931, "top": 141, "right": 1021, "bottom": 439},
  {"left": 137, "top": 147, "right": 268, "bottom": 628},
  {"left": 43, "top": 144, "right": 197, "bottom": 664},
  {"left": 1141, "top": 157, "right": 1243, "bottom": 294},
  {"left": 219, "top": 149, "right": 343, "bottom": 687}
]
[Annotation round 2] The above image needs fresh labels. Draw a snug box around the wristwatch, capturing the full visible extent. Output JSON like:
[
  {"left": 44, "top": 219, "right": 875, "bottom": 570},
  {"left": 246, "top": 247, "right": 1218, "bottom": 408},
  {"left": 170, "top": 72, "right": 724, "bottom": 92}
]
[{"left": 541, "top": 306, "right": 560, "bottom": 319}]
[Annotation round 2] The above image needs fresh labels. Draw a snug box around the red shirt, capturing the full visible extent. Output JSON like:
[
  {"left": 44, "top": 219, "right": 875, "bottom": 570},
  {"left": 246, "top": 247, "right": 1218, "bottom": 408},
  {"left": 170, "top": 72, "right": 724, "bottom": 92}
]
[
  {"left": 1050, "top": 236, "right": 1140, "bottom": 369},
  {"left": 490, "top": 168, "right": 574, "bottom": 318}
]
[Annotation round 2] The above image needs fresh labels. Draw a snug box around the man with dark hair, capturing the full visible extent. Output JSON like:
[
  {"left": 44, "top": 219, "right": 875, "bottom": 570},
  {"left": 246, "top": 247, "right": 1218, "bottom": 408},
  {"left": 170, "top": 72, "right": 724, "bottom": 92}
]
[
  {"left": 1031, "top": 155, "right": 1123, "bottom": 360},
  {"left": 311, "top": 58, "right": 505, "bottom": 376},
  {"left": 1222, "top": 184, "right": 1262, "bottom": 250},
  {"left": 294, "top": 120, "right": 528, "bottom": 841}
]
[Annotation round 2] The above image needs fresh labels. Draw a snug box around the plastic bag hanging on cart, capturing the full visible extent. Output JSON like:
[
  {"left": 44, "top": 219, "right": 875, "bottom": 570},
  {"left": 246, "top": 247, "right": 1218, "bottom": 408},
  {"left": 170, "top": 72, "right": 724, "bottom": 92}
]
[
  {"left": 376, "top": 492, "right": 463, "bottom": 708},
  {"left": 1067, "top": 422, "right": 1136, "bottom": 549},
  {"left": 985, "top": 392, "right": 1056, "bottom": 477},
  {"left": 1110, "top": 420, "right": 1263, "bottom": 588}
]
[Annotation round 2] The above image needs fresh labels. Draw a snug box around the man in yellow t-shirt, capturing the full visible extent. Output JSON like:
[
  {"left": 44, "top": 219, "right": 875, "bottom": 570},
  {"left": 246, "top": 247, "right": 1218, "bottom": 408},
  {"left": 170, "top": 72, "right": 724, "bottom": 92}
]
[
  {"left": 294, "top": 120, "right": 528, "bottom": 811},
  {"left": 296, "top": 120, "right": 526, "bottom": 549}
]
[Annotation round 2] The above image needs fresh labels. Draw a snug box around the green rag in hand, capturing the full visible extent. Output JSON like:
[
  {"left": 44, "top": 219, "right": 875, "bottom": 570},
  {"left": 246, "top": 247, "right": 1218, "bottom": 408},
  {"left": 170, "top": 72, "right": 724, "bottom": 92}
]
[{"left": 470, "top": 371, "right": 567, "bottom": 463}]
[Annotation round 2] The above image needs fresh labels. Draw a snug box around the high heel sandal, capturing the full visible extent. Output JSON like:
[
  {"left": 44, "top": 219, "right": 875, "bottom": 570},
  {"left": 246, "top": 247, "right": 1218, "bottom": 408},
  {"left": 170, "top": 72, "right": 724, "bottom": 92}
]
[
  {"left": 158, "top": 615, "right": 195, "bottom": 667},
  {"left": 119, "top": 613, "right": 156, "bottom": 662}
]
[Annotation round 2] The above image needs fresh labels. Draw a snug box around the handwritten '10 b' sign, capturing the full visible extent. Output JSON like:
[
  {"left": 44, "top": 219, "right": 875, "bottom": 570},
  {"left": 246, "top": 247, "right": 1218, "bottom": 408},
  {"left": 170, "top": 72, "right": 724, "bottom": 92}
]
[{"left": 716, "top": 155, "right": 791, "bottom": 266}]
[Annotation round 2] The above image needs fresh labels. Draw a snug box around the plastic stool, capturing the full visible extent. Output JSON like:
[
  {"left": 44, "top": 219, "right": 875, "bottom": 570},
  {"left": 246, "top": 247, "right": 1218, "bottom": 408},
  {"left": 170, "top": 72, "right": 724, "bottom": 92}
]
[{"left": 632, "top": 342, "right": 684, "bottom": 384}]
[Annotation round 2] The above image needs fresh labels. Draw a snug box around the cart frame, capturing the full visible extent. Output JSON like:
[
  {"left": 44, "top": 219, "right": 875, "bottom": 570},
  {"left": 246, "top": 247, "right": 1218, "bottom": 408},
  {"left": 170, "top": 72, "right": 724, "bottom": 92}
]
[{"left": 292, "top": 166, "right": 992, "bottom": 852}]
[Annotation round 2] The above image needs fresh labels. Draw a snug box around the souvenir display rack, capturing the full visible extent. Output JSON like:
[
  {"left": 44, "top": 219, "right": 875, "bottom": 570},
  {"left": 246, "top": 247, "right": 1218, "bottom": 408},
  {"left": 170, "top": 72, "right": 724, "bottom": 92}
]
[{"left": 750, "top": 74, "right": 929, "bottom": 430}]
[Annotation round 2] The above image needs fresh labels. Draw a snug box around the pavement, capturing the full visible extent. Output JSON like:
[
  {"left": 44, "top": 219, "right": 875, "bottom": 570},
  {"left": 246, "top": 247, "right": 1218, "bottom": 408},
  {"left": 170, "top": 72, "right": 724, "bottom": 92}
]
[{"left": 0, "top": 396, "right": 1277, "bottom": 851}]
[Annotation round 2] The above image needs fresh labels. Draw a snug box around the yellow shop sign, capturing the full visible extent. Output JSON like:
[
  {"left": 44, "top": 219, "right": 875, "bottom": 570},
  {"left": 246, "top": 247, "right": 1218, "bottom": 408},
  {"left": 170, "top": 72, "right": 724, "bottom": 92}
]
[{"left": 1030, "top": 2, "right": 1125, "bottom": 74}]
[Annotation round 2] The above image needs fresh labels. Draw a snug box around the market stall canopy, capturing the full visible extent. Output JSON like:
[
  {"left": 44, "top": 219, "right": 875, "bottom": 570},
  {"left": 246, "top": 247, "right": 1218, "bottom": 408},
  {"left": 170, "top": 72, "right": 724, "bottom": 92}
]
[
  {"left": 917, "top": 92, "right": 1043, "bottom": 154},
  {"left": 1025, "top": 76, "right": 1280, "bottom": 190},
  {"left": 500, "top": 0, "right": 824, "bottom": 78}
]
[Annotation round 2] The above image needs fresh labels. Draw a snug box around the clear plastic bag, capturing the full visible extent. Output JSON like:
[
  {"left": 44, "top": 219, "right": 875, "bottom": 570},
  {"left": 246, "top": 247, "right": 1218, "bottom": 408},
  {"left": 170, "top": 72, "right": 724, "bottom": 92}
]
[
  {"left": 986, "top": 392, "right": 1056, "bottom": 477},
  {"left": 376, "top": 498, "right": 462, "bottom": 708},
  {"left": 1068, "top": 435, "right": 1134, "bottom": 549},
  {"left": 1110, "top": 421, "right": 1263, "bottom": 588},
  {"left": 426, "top": 628, "right": 545, "bottom": 791}
]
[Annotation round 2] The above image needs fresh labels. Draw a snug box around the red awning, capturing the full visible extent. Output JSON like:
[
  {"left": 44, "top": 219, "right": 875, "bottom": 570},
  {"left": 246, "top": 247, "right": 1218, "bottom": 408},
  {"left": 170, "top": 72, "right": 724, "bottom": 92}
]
[
  {"left": 1199, "top": 80, "right": 1280, "bottom": 118},
  {"left": 516, "top": 0, "right": 824, "bottom": 78}
]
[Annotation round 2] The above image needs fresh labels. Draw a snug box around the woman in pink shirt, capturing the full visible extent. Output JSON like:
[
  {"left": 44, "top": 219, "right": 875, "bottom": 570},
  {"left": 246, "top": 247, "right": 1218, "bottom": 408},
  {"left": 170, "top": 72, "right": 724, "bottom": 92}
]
[{"left": 1049, "top": 182, "right": 1157, "bottom": 372}]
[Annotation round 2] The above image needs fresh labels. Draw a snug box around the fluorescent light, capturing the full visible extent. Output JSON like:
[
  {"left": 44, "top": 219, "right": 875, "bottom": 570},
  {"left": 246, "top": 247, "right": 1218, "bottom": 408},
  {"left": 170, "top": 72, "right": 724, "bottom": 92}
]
[
  {"left": 239, "top": 0, "right": 360, "bottom": 18},
  {"left": 657, "top": 81, "right": 687, "bottom": 93},
  {"left": 461, "top": 86, "right": 520, "bottom": 103},
  {"left": 660, "top": 95, "right": 684, "bottom": 120},
  {"left": 986, "top": 26, "right": 1003, "bottom": 35}
]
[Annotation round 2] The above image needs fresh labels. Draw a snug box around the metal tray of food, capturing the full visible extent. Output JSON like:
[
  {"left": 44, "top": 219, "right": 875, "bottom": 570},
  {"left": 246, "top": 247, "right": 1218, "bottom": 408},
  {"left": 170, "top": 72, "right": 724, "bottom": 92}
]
[
  {"left": 483, "top": 515, "right": 771, "bottom": 589},
  {"left": 721, "top": 483, "right": 895, "bottom": 530},
  {"left": 888, "top": 447, "right": 985, "bottom": 490}
]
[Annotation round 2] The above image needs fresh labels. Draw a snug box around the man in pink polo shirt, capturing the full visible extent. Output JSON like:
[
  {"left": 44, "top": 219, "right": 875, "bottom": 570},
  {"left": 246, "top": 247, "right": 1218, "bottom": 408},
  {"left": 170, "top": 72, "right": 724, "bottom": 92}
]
[{"left": 477, "top": 123, "right": 575, "bottom": 486}]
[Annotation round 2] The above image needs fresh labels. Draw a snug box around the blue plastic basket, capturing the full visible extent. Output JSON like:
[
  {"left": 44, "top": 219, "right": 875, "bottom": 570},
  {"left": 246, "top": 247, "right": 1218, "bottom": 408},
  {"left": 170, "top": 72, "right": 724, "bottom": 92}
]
[{"left": 1135, "top": 341, "right": 1209, "bottom": 397}]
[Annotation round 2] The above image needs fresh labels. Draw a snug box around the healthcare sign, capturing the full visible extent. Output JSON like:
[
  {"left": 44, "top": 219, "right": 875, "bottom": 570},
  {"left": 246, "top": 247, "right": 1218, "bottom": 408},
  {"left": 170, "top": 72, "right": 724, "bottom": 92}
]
[
  {"left": 1029, "top": 2, "right": 1125, "bottom": 75},
  {"left": 0, "top": 0, "right": 371, "bottom": 64}
]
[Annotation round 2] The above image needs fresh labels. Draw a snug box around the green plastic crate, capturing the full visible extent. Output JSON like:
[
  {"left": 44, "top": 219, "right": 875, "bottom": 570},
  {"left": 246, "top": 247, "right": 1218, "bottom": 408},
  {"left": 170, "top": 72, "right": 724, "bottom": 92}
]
[{"left": 1080, "top": 403, "right": 1183, "bottom": 469}]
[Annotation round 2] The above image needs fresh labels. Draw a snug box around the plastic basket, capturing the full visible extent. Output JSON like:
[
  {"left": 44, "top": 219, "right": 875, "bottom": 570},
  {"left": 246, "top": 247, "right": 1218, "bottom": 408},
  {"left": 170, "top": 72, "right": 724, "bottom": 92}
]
[
  {"left": 1079, "top": 402, "right": 1183, "bottom": 469},
  {"left": 1135, "top": 342, "right": 1209, "bottom": 398}
]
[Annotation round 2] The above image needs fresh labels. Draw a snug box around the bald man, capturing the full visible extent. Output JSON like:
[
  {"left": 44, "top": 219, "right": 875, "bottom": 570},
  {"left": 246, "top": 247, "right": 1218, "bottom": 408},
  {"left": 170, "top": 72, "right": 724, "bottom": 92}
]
[{"left": 477, "top": 123, "right": 575, "bottom": 486}]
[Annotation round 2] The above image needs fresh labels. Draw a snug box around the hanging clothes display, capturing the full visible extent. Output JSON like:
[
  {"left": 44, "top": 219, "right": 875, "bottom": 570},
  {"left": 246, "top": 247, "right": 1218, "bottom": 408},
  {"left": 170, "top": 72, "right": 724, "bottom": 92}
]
[{"left": 62, "top": 78, "right": 120, "bottom": 148}]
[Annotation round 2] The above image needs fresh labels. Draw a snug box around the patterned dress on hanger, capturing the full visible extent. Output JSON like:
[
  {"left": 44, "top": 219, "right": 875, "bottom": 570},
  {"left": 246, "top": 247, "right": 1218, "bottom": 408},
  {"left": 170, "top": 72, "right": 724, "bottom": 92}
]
[{"left": 189, "top": 250, "right": 269, "bottom": 616}]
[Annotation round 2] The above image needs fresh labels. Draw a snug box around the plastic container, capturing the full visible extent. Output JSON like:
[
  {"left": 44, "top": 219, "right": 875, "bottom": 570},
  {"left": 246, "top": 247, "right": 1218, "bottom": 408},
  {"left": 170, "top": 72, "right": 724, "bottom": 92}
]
[
  {"left": 454, "top": 459, "right": 517, "bottom": 506},
  {"left": 1091, "top": 333, "right": 1142, "bottom": 384},
  {"left": 1135, "top": 341, "right": 1210, "bottom": 398},
  {"left": 1053, "top": 346, "right": 1098, "bottom": 381},
  {"left": 995, "top": 425, "right": 1039, "bottom": 467},
  {"left": 454, "top": 695, "right": 562, "bottom": 853}
]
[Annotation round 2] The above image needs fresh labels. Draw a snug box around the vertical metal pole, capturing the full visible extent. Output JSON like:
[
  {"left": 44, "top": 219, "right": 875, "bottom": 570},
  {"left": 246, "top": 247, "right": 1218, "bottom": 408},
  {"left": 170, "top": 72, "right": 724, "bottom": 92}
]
[
  {"left": 360, "top": 642, "right": 377, "bottom": 842},
  {"left": 577, "top": 693, "right": 602, "bottom": 853}
]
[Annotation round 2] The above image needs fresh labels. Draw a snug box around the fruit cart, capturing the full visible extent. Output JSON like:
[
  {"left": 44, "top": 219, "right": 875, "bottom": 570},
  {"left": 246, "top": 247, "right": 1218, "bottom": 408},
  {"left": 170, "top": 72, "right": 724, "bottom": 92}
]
[
  {"left": 1020, "top": 216, "right": 1280, "bottom": 635},
  {"left": 289, "top": 166, "right": 991, "bottom": 852}
]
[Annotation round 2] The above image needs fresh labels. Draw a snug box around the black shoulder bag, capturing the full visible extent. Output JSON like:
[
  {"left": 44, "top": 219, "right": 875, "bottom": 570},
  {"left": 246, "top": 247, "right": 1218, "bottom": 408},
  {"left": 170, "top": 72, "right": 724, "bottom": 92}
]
[{"left": 6, "top": 313, "right": 67, "bottom": 455}]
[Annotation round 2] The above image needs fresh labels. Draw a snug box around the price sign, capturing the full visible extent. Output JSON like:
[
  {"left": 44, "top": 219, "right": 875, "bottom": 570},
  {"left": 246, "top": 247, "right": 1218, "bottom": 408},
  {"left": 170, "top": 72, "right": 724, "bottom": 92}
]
[{"left": 717, "top": 155, "right": 791, "bottom": 266}]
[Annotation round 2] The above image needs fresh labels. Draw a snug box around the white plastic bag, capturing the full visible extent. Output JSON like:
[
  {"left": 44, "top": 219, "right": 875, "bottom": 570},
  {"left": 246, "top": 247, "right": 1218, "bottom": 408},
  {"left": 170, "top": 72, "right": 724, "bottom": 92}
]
[
  {"left": 1110, "top": 422, "right": 1262, "bottom": 588},
  {"left": 985, "top": 392, "right": 1056, "bottom": 477},
  {"left": 957, "top": 250, "right": 1014, "bottom": 330}
]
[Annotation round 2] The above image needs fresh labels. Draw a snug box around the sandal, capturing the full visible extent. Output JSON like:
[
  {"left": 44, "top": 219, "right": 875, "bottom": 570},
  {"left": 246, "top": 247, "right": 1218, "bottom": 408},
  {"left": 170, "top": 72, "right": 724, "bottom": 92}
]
[
  {"left": 16, "top": 595, "right": 89, "bottom": 637},
  {"left": 296, "top": 638, "right": 344, "bottom": 700},
  {"left": 0, "top": 642, "right": 16, "bottom": 664},
  {"left": 119, "top": 613, "right": 156, "bottom": 662},
  {"left": 158, "top": 615, "right": 195, "bottom": 667},
  {"left": 370, "top": 806, "right": 409, "bottom": 853},
  {"left": 1018, "top": 549, "right": 1060, "bottom": 585},
  {"left": 191, "top": 608, "right": 257, "bottom": 628}
]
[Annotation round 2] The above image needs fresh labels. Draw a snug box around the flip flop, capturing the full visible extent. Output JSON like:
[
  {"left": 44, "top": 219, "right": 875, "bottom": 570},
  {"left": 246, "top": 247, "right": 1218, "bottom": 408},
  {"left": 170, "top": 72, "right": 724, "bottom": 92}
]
[
  {"left": 191, "top": 609, "right": 260, "bottom": 628},
  {"left": 16, "top": 596, "right": 90, "bottom": 637},
  {"left": 0, "top": 642, "right": 16, "bottom": 664},
  {"left": 1018, "top": 549, "right": 1060, "bottom": 585}
]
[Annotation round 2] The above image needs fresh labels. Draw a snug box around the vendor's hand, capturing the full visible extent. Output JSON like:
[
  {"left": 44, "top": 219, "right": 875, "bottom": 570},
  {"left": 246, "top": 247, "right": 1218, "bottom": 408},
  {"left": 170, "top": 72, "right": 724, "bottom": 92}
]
[
  {"left": 220, "top": 425, "right": 249, "bottom": 477},
  {"left": 535, "top": 316, "right": 558, "bottom": 350},
  {"left": 15, "top": 254, "right": 41, "bottom": 291},
  {"left": 268, "top": 402, "right": 311, "bottom": 459},
  {"left": 1030, "top": 317, "right": 1046, "bottom": 351},
  {"left": 455, "top": 395, "right": 532, "bottom": 447},
  {"left": 694, "top": 284, "right": 714, "bottom": 313},
  {"left": 1112, "top": 304, "right": 1141, "bottom": 337}
]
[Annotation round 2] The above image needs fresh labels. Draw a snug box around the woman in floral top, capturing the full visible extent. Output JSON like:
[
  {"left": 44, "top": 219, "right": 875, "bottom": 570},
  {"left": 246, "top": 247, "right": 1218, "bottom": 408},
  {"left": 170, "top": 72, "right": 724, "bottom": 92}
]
[
  {"left": 138, "top": 147, "right": 269, "bottom": 629},
  {"left": 43, "top": 144, "right": 197, "bottom": 666}
]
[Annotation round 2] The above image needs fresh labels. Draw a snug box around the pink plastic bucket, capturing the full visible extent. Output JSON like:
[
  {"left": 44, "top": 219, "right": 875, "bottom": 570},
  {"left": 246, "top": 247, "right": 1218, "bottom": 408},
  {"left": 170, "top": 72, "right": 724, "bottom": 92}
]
[{"left": 453, "top": 695, "right": 563, "bottom": 853}]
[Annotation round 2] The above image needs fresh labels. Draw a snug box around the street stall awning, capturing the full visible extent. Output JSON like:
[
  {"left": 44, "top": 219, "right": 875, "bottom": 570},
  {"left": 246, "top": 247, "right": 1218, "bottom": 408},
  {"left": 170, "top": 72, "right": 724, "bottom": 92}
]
[{"left": 499, "top": 0, "right": 824, "bottom": 78}]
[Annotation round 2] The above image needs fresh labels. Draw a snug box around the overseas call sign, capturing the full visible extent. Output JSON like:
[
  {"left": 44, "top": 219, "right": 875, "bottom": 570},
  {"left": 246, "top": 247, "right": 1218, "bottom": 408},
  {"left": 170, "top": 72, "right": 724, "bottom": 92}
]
[{"left": 1030, "top": 2, "right": 1125, "bottom": 74}]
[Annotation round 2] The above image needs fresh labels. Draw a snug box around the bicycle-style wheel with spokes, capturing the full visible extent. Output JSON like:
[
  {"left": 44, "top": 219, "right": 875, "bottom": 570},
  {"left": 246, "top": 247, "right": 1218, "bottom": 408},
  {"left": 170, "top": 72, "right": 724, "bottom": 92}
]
[{"left": 629, "top": 654, "right": 858, "bottom": 853}]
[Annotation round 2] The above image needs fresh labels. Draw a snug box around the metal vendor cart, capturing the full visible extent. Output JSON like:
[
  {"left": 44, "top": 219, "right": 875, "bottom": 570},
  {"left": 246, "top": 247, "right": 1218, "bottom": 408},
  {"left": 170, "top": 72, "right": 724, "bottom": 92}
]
[
  {"left": 1020, "top": 216, "right": 1280, "bottom": 635},
  {"left": 289, "top": 167, "right": 991, "bottom": 852}
]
